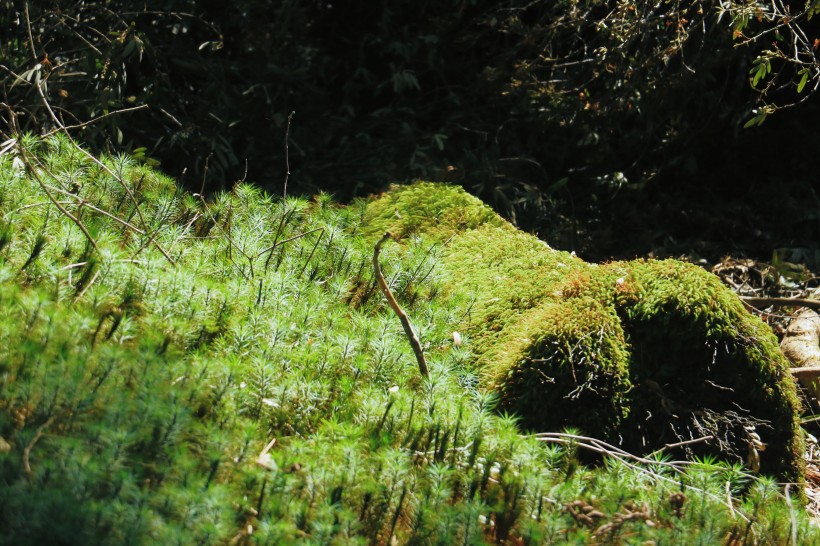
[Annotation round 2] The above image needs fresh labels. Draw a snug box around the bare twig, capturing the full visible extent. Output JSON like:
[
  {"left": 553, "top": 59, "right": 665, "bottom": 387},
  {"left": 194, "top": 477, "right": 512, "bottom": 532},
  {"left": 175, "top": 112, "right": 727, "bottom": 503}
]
[
  {"left": 41, "top": 183, "right": 146, "bottom": 234},
  {"left": 741, "top": 296, "right": 820, "bottom": 311},
  {"left": 373, "top": 232, "right": 429, "bottom": 379},
  {"left": 18, "top": 6, "right": 176, "bottom": 266},
  {"left": 43, "top": 104, "right": 149, "bottom": 135},
  {"left": 194, "top": 193, "right": 251, "bottom": 279},
  {"left": 23, "top": 414, "right": 57, "bottom": 477},
  {"left": 34, "top": 91, "right": 177, "bottom": 264},
  {"left": 283, "top": 111, "right": 295, "bottom": 200},
  {"left": 296, "top": 227, "right": 324, "bottom": 279},
  {"left": 199, "top": 153, "right": 212, "bottom": 196},
  {"left": 74, "top": 270, "right": 100, "bottom": 302},
  {"left": 648, "top": 435, "right": 715, "bottom": 458},
  {"left": 533, "top": 431, "right": 757, "bottom": 523},
  {"left": 256, "top": 226, "right": 323, "bottom": 260},
  {"left": 24, "top": 2, "right": 38, "bottom": 61}
]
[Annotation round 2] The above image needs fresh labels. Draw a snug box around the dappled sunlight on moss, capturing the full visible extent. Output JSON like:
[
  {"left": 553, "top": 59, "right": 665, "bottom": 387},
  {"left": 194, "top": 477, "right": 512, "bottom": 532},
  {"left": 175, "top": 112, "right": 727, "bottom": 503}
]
[{"left": 0, "top": 139, "right": 813, "bottom": 543}]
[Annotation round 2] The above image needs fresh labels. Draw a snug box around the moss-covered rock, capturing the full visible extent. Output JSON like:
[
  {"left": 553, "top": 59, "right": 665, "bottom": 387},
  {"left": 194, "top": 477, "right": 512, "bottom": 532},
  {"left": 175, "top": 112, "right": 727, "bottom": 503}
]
[{"left": 364, "top": 182, "right": 804, "bottom": 482}]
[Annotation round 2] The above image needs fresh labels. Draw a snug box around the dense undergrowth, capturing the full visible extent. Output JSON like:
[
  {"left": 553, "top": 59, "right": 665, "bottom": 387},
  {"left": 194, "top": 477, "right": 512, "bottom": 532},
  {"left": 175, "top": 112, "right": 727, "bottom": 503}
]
[{"left": 0, "top": 135, "right": 818, "bottom": 544}]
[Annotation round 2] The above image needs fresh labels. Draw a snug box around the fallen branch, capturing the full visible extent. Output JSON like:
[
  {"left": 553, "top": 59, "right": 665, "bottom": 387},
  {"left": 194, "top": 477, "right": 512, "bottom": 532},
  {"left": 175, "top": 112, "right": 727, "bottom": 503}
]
[
  {"left": 741, "top": 296, "right": 820, "bottom": 311},
  {"left": 373, "top": 232, "right": 429, "bottom": 379},
  {"left": 789, "top": 367, "right": 820, "bottom": 380}
]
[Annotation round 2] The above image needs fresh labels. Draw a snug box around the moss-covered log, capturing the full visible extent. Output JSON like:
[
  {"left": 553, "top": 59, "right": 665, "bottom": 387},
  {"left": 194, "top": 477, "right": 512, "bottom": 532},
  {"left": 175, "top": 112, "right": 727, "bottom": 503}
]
[{"left": 364, "top": 182, "right": 804, "bottom": 482}]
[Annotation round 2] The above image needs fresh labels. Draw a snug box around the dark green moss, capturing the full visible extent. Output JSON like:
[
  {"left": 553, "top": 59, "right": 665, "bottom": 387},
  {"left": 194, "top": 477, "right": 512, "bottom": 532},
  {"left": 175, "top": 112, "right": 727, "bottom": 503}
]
[{"left": 365, "top": 182, "right": 804, "bottom": 482}]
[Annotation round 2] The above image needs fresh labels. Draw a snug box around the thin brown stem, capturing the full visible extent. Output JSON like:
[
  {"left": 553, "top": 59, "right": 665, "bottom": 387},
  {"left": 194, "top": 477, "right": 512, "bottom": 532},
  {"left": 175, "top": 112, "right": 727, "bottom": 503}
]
[
  {"left": 23, "top": 414, "right": 57, "bottom": 477},
  {"left": 43, "top": 104, "right": 149, "bottom": 135},
  {"left": 21, "top": 21, "right": 175, "bottom": 265},
  {"left": 373, "top": 232, "right": 429, "bottom": 379},
  {"left": 24, "top": 2, "right": 38, "bottom": 61},
  {"left": 283, "top": 111, "right": 295, "bottom": 201}
]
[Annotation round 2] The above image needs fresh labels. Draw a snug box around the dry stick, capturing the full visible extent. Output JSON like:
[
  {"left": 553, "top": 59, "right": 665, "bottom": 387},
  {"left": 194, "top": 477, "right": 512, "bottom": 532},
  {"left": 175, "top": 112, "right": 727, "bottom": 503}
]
[
  {"left": 199, "top": 153, "right": 212, "bottom": 196},
  {"left": 41, "top": 183, "right": 146, "bottom": 234},
  {"left": 533, "top": 432, "right": 755, "bottom": 523},
  {"left": 283, "top": 111, "right": 295, "bottom": 201},
  {"left": 74, "top": 270, "right": 101, "bottom": 302},
  {"left": 23, "top": 2, "right": 38, "bottom": 61},
  {"left": 43, "top": 105, "right": 149, "bottom": 136},
  {"left": 373, "top": 232, "right": 429, "bottom": 379},
  {"left": 296, "top": 228, "right": 324, "bottom": 279},
  {"left": 23, "top": 414, "right": 57, "bottom": 476},
  {"left": 647, "top": 435, "right": 715, "bottom": 458},
  {"left": 256, "top": 226, "right": 323, "bottom": 261},
  {"left": 741, "top": 296, "right": 820, "bottom": 311},
  {"left": 195, "top": 193, "right": 252, "bottom": 279},
  {"left": 789, "top": 367, "right": 820, "bottom": 380}
]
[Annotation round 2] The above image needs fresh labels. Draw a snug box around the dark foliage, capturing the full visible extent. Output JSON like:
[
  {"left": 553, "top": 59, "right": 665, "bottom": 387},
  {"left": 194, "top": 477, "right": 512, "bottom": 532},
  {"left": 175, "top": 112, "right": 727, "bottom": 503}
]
[{"left": 2, "top": 0, "right": 819, "bottom": 258}]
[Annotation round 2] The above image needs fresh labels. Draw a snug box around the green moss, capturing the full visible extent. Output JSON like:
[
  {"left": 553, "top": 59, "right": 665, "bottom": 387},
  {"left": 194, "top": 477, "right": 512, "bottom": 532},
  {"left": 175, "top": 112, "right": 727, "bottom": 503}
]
[
  {"left": 0, "top": 141, "right": 812, "bottom": 543},
  {"left": 490, "top": 296, "right": 632, "bottom": 439},
  {"left": 364, "top": 182, "right": 804, "bottom": 483},
  {"left": 361, "top": 181, "right": 506, "bottom": 241}
]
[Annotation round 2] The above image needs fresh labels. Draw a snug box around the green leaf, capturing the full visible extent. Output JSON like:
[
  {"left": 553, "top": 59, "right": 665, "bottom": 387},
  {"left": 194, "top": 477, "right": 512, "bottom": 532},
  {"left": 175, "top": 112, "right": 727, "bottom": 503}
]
[
  {"left": 546, "top": 177, "right": 568, "bottom": 194},
  {"left": 432, "top": 134, "right": 447, "bottom": 151},
  {"left": 797, "top": 69, "right": 810, "bottom": 93},
  {"left": 742, "top": 111, "right": 767, "bottom": 128},
  {"left": 810, "top": 0, "right": 820, "bottom": 20},
  {"left": 751, "top": 65, "right": 765, "bottom": 87}
]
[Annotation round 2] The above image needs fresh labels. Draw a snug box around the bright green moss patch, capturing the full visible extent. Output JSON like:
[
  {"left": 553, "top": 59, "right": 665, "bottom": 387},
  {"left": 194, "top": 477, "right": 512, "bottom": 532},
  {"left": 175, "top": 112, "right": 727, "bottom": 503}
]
[
  {"left": 365, "top": 183, "right": 803, "bottom": 484},
  {"left": 0, "top": 138, "right": 813, "bottom": 544},
  {"left": 361, "top": 181, "right": 507, "bottom": 241}
]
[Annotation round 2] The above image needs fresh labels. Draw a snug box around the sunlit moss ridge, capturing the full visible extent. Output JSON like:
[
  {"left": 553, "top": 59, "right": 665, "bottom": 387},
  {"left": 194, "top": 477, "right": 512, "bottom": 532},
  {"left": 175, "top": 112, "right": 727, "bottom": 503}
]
[
  {"left": 0, "top": 137, "right": 811, "bottom": 544},
  {"left": 363, "top": 182, "right": 803, "bottom": 483}
]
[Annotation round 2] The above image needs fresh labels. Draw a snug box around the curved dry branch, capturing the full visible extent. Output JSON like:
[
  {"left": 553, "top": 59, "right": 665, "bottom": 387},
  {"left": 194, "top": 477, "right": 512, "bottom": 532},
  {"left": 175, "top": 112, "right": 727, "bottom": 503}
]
[{"left": 373, "top": 232, "right": 429, "bottom": 379}]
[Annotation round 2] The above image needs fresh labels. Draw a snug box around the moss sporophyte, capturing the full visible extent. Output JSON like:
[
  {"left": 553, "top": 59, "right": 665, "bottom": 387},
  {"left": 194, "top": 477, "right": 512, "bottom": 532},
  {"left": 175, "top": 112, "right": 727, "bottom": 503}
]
[{"left": 0, "top": 137, "right": 811, "bottom": 544}]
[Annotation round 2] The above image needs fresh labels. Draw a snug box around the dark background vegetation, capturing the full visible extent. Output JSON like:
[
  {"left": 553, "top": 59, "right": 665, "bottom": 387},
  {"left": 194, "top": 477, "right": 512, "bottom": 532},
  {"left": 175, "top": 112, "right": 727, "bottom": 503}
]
[{"left": 2, "top": 0, "right": 819, "bottom": 262}]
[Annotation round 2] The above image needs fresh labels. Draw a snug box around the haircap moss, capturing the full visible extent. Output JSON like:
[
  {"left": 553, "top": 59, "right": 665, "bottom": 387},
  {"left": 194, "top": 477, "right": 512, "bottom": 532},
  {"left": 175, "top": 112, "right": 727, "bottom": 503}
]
[{"left": 0, "top": 139, "right": 812, "bottom": 543}]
